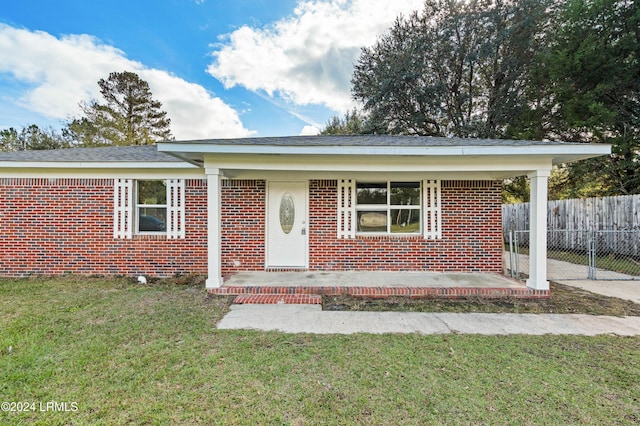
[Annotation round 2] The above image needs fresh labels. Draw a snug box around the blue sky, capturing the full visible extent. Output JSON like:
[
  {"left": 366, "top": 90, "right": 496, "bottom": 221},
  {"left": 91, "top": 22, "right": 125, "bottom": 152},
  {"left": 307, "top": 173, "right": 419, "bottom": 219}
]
[{"left": 0, "top": 0, "right": 423, "bottom": 139}]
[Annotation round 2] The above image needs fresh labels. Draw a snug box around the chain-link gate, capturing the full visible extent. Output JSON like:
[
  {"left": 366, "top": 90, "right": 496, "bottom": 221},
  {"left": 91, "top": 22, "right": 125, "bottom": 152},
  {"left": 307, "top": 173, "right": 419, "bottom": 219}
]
[{"left": 507, "top": 229, "right": 640, "bottom": 281}]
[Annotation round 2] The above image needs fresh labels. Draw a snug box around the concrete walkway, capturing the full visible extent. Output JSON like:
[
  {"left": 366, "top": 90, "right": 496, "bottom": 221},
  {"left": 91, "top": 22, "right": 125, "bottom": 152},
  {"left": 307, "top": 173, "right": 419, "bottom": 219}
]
[
  {"left": 217, "top": 262, "right": 640, "bottom": 336},
  {"left": 217, "top": 304, "right": 640, "bottom": 335},
  {"left": 556, "top": 279, "right": 640, "bottom": 304},
  {"left": 505, "top": 251, "right": 640, "bottom": 304}
]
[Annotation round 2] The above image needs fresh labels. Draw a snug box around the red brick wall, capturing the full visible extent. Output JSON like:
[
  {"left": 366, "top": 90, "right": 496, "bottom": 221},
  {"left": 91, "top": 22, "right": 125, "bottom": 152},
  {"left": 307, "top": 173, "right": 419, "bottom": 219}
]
[
  {"left": 308, "top": 180, "right": 503, "bottom": 273},
  {"left": 0, "top": 178, "right": 208, "bottom": 277},
  {"left": 0, "top": 177, "right": 502, "bottom": 277},
  {"left": 220, "top": 180, "right": 265, "bottom": 275}
]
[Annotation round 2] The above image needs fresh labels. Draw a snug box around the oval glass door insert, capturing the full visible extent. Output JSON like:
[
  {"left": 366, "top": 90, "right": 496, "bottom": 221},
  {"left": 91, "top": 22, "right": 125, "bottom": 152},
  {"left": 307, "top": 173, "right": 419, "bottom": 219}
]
[{"left": 279, "top": 192, "right": 295, "bottom": 234}]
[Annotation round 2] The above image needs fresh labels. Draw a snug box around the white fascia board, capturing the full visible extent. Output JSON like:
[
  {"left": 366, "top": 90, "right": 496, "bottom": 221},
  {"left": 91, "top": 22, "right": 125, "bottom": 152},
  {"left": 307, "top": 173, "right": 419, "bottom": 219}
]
[
  {"left": 160, "top": 142, "right": 611, "bottom": 158},
  {"left": 0, "top": 161, "right": 198, "bottom": 169},
  {"left": 460, "top": 144, "right": 611, "bottom": 157}
]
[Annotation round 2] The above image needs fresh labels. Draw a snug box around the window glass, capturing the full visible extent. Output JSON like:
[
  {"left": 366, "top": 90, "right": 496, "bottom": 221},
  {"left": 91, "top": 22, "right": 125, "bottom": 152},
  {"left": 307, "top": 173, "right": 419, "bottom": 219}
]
[
  {"left": 357, "top": 211, "right": 387, "bottom": 232},
  {"left": 138, "top": 208, "right": 167, "bottom": 232},
  {"left": 390, "top": 182, "right": 421, "bottom": 205},
  {"left": 138, "top": 180, "right": 166, "bottom": 205},
  {"left": 356, "top": 182, "right": 387, "bottom": 204},
  {"left": 390, "top": 209, "right": 421, "bottom": 233},
  {"left": 356, "top": 181, "right": 421, "bottom": 235},
  {"left": 137, "top": 180, "right": 167, "bottom": 233}
]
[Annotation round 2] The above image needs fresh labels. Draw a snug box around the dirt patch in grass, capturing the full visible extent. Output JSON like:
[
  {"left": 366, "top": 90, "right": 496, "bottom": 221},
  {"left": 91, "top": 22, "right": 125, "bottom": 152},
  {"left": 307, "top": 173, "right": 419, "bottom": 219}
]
[{"left": 323, "top": 282, "right": 640, "bottom": 316}]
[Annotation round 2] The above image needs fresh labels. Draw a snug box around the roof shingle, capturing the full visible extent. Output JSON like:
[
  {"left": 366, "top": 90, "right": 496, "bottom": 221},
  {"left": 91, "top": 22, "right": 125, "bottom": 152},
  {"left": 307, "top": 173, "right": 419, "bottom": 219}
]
[{"left": 0, "top": 145, "right": 178, "bottom": 162}]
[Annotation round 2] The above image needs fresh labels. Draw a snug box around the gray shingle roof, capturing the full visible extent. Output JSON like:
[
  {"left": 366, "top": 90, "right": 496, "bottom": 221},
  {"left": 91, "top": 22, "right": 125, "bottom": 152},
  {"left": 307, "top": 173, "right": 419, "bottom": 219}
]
[
  {"left": 0, "top": 136, "right": 599, "bottom": 165},
  {"left": 0, "top": 145, "right": 179, "bottom": 162},
  {"left": 169, "top": 135, "right": 581, "bottom": 147}
]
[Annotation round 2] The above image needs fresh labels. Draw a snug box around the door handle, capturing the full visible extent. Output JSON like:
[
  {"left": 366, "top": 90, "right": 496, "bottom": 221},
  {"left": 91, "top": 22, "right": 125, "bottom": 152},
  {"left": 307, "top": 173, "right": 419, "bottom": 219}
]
[{"left": 301, "top": 228, "right": 306, "bottom": 235}]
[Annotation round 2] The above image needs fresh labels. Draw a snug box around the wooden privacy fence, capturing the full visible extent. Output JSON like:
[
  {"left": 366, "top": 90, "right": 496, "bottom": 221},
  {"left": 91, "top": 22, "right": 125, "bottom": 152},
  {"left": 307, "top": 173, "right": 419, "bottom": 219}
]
[
  {"left": 503, "top": 194, "right": 640, "bottom": 258},
  {"left": 503, "top": 194, "right": 640, "bottom": 231}
]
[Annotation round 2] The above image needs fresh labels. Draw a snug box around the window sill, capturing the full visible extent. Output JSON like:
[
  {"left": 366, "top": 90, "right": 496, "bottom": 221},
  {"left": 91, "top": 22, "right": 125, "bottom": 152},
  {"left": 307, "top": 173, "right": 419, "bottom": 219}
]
[
  {"left": 132, "top": 233, "right": 168, "bottom": 240},
  {"left": 355, "top": 233, "right": 424, "bottom": 240}
]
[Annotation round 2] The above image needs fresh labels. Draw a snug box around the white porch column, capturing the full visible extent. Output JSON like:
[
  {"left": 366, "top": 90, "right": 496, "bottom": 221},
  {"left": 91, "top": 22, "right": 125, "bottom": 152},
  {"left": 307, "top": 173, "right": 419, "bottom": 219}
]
[
  {"left": 527, "top": 170, "right": 550, "bottom": 290},
  {"left": 205, "top": 168, "right": 223, "bottom": 289}
]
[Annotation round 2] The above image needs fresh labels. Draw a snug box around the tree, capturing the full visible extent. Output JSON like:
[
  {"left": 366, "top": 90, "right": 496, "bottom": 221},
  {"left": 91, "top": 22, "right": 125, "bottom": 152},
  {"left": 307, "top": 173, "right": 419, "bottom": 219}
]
[
  {"left": 321, "top": 110, "right": 367, "bottom": 135},
  {"left": 0, "top": 125, "right": 71, "bottom": 152},
  {"left": 536, "top": 0, "right": 640, "bottom": 195},
  {"left": 352, "top": 0, "right": 552, "bottom": 138},
  {"left": 67, "top": 71, "right": 173, "bottom": 146}
]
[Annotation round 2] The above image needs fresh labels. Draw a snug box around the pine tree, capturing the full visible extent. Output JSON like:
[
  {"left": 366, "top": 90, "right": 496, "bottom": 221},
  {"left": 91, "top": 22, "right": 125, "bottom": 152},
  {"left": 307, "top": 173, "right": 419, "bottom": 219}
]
[{"left": 67, "top": 71, "right": 173, "bottom": 146}]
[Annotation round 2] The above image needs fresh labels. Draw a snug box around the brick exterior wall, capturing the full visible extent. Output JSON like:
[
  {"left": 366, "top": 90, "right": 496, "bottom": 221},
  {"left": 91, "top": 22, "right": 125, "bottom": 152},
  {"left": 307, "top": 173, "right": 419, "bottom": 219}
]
[
  {"left": 0, "top": 178, "right": 208, "bottom": 277},
  {"left": 308, "top": 179, "right": 503, "bottom": 273},
  {"left": 0, "top": 177, "right": 503, "bottom": 277},
  {"left": 220, "top": 180, "right": 265, "bottom": 275}
]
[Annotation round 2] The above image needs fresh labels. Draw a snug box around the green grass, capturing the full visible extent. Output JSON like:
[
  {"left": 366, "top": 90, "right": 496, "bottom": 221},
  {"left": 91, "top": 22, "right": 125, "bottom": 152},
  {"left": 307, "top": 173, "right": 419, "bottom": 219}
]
[{"left": 1, "top": 276, "right": 640, "bottom": 425}]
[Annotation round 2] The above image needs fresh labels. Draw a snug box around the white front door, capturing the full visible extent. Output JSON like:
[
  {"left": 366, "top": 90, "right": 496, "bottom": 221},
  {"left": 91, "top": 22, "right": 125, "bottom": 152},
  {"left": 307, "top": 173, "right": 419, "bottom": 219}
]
[{"left": 267, "top": 181, "right": 308, "bottom": 268}]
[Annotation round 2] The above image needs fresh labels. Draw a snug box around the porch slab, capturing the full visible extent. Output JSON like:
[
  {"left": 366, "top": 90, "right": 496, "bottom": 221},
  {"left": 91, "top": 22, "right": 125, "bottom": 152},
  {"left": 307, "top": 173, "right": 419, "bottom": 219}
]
[{"left": 209, "top": 271, "right": 549, "bottom": 298}]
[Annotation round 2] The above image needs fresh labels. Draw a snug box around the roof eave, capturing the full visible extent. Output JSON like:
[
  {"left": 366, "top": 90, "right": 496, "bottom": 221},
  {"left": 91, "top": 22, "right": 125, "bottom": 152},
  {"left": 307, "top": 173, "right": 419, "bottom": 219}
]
[
  {"left": 0, "top": 161, "right": 198, "bottom": 169},
  {"left": 157, "top": 142, "right": 612, "bottom": 162}
]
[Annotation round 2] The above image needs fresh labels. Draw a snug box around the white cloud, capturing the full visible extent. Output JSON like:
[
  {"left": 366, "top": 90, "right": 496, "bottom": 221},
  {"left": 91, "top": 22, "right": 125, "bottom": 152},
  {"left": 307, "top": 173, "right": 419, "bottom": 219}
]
[
  {"left": 299, "top": 125, "right": 320, "bottom": 135},
  {"left": 207, "top": 0, "right": 424, "bottom": 113},
  {"left": 0, "top": 24, "right": 253, "bottom": 139}
]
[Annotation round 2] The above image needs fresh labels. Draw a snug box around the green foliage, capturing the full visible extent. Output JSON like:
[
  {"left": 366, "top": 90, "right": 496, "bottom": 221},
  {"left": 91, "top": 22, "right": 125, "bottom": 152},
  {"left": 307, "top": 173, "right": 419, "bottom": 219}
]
[
  {"left": 320, "top": 109, "right": 366, "bottom": 135},
  {"left": 0, "top": 124, "right": 72, "bottom": 152},
  {"left": 353, "top": 0, "right": 639, "bottom": 198},
  {"left": 352, "top": 0, "right": 551, "bottom": 138},
  {"left": 67, "top": 71, "right": 173, "bottom": 146},
  {"left": 502, "top": 176, "right": 529, "bottom": 204},
  {"left": 522, "top": 0, "right": 640, "bottom": 196}
]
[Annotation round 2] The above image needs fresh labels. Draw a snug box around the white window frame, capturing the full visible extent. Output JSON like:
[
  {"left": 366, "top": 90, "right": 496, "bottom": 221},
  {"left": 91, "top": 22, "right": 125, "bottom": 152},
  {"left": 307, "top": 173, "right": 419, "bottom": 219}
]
[
  {"left": 135, "top": 180, "right": 168, "bottom": 236},
  {"left": 355, "top": 181, "right": 423, "bottom": 236},
  {"left": 337, "top": 178, "right": 442, "bottom": 240},
  {"left": 114, "top": 178, "right": 185, "bottom": 239}
]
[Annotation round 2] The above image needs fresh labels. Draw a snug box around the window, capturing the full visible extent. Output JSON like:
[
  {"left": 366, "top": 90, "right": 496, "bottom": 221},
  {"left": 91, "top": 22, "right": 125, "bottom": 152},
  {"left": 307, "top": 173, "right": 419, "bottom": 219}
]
[
  {"left": 136, "top": 180, "right": 167, "bottom": 233},
  {"left": 114, "top": 178, "right": 185, "bottom": 239},
  {"left": 337, "top": 179, "right": 441, "bottom": 239},
  {"left": 356, "top": 181, "right": 421, "bottom": 234}
]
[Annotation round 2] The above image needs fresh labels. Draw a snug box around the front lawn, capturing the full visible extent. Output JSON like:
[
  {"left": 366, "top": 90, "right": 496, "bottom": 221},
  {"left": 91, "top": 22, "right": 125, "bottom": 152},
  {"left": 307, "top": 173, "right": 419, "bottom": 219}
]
[{"left": 1, "top": 276, "right": 639, "bottom": 424}]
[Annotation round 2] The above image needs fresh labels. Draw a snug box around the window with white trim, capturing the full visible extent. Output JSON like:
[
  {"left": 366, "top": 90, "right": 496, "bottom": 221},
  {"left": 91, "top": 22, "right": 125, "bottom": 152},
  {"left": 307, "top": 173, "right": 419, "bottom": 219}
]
[
  {"left": 136, "top": 180, "right": 167, "bottom": 234},
  {"left": 337, "top": 179, "right": 441, "bottom": 239},
  {"left": 356, "top": 182, "right": 421, "bottom": 234},
  {"left": 114, "top": 178, "right": 185, "bottom": 239}
]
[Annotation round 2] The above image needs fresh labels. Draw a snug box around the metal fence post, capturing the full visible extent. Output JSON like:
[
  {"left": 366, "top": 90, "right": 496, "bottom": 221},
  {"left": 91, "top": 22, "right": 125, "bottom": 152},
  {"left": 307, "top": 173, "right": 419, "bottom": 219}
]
[
  {"left": 509, "top": 230, "right": 514, "bottom": 278},
  {"left": 514, "top": 231, "right": 520, "bottom": 280},
  {"left": 587, "top": 233, "right": 595, "bottom": 280}
]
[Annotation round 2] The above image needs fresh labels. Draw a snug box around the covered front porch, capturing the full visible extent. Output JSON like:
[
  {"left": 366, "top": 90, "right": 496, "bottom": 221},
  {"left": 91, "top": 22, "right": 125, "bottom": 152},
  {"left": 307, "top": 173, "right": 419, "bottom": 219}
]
[
  {"left": 208, "top": 270, "right": 549, "bottom": 301},
  {"left": 157, "top": 135, "right": 611, "bottom": 294}
]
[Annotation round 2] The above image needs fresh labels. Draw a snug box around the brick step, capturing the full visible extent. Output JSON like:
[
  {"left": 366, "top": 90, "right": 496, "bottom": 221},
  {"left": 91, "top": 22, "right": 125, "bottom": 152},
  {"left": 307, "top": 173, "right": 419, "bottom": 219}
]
[
  {"left": 211, "top": 286, "right": 550, "bottom": 299},
  {"left": 232, "top": 294, "right": 323, "bottom": 305}
]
